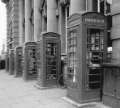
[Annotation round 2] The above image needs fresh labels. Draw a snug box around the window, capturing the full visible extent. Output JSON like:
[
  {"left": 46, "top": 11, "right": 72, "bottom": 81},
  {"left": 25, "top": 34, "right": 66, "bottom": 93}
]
[
  {"left": 87, "top": 28, "right": 104, "bottom": 89},
  {"left": 46, "top": 42, "right": 58, "bottom": 80},
  {"left": 67, "top": 30, "right": 77, "bottom": 81}
]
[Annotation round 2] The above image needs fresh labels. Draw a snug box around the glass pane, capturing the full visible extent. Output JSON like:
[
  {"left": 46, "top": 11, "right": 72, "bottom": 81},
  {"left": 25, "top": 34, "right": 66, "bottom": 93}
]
[
  {"left": 28, "top": 48, "right": 37, "bottom": 74},
  {"left": 67, "top": 31, "right": 77, "bottom": 81},
  {"left": 46, "top": 42, "right": 58, "bottom": 80},
  {"left": 87, "top": 28, "right": 104, "bottom": 89}
]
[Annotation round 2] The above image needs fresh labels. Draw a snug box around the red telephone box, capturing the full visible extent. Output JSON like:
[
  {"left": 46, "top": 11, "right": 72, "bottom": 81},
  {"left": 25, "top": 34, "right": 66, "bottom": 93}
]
[
  {"left": 14, "top": 46, "right": 23, "bottom": 77},
  {"left": 37, "top": 32, "right": 61, "bottom": 88},
  {"left": 9, "top": 49, "right": 15, "bottom": 75},
  {"left": 23, "top": 42, "right": 38, "bottom": 80},
  {"left": 67, "top": 12, "right": 107, "bottom": 103}
]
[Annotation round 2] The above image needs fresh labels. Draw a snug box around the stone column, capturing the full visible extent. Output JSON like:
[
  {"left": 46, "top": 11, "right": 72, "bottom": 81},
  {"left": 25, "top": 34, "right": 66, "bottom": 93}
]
[
  {"left": 87, "top": 0, "right": 93, "bottom": 11},
  {"left": 59, "top": 5, "right": 66, "bottom": 54},
  {"left": 25, "top": 0, "right": 33, "bottom": 42},
  {"left": 97, "top": 0, "right": 100, "bottom": 12},
  {"left": 70, "top": 0, "right": 86, "bottom": 15},
  {"left": 47, "top": 0, "right": 58, "bottom": 33},
  {"left": 34, "top": 0, "right": 42, "bottom": 41},
  {"left": 42, "top": 15, "right": 47, "bottom": 32},
  {"left": 87, "top": 0, "right": 98, "bottom": 12},
  {"left": 111, "top": 0, "right": 120, "bottom": 63},
  {"left": 19, "top": 0, "right": 25, "bottom": 45}
]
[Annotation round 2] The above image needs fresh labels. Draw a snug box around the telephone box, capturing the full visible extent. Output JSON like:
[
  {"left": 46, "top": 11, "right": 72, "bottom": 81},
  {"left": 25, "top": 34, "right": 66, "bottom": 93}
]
[
  {"left": 67, "top": 12, "right": 107, "bottom": 103},
  {"left": 9, "top": 49, "right": 14, "bottom": 75},
  {"left": 5, "top": 53, "right": 9, "bottom": 72},
  {"left": 14, "top": 46, "right": 23, "bottom": 77},
  {"left": 37, "top": 32, "right": 61, "bottom": 88},
  {"left": 23, "top": 42, "right": 37, "bottom": 80}
]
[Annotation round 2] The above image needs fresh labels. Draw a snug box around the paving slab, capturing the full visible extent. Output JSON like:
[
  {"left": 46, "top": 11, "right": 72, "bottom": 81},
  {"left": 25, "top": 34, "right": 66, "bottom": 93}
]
[
  {"left": 0, "top": 70, "right": 111, "bottom": 108},
  {"left": 0, "top": 70, "right": 76, "bottom": 108}
]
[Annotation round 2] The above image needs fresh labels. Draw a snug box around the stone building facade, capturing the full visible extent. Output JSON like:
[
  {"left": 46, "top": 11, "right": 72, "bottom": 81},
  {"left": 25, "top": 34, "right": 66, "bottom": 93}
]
[
  {"left": 2, "top": 0, "right": 117, "bottom": 107},
  {"left": 2, "top": 0, "right": 111, "bottom": 73},
  {"left": 5, "top": 0, "right": 19, "bottom": 51},
  {"left": 3, "top": 0, "right": 108, "bottom": 55}
]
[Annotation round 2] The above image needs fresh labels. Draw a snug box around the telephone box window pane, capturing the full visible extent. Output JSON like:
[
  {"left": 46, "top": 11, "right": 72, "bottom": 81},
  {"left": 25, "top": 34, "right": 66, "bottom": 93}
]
[
  {"left": 46, "top": 42, "right": 58, "bottom": 80},
  {"left": 27, "top": 48, "right": 37, "bottom": 75},
  {"left": 67, "top": 30, "right": 77, "bottom": 81},
  {"left": 87, "top": 28, "right": 104, "bottom": 89},
  {"left": 89, "top": 83, "right": 101, "bottom": 89}
]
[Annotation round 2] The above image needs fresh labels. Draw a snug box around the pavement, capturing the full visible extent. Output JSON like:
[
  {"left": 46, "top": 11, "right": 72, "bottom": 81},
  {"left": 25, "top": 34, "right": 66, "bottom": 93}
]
[{"left": 0, "top": 70, "right": 110, "bottom": 108}]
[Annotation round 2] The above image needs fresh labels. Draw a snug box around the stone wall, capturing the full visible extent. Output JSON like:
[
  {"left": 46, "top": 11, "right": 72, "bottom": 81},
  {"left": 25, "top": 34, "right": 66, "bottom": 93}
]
[{"left": 12, "top": 0, "right": 19, "bottom": 47}]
